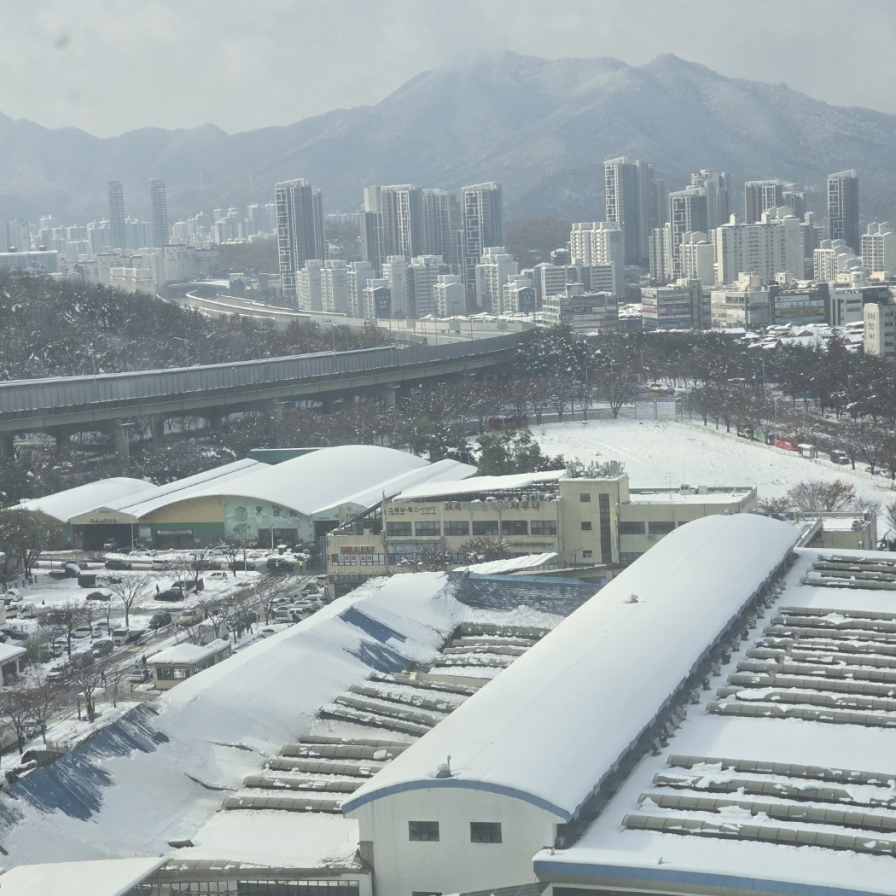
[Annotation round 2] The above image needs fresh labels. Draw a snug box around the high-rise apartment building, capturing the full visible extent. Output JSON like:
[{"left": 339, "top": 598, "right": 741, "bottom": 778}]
[
  {"left": 569, "top": 222, "right": 624, "bottom": 296},
  {"left": 407, "top": 255, "right": 449, "bottom": 318},
  {"left": 744, "top": 179, "right": 785, "bottom": 223},
  {"left": 347, "top": 261, "right": 376, "bottom": 318},
  {"left": 382, "top": 256, "right": 409, "bottom": 316},
  {"left": 864, "top": 297, "right": 896, "bottom": 360},
  {"left": 149, "top": 179, "right": 168, "bottom": 249},
  {"left": 714, "top": 213, "right": 803, "bottom": 285},
  {"left": 827, "top": 169, "right": 860, "bottom": 254},
  {"left": 474, "top": 247, "right": 517, "bottom": 314},
  {"left": 433, "top": 274, "right": 466, "bottom": 317},
  {"left": 363, "top": 279, "right": 391, "bottom": 319},
  {"left": 678, "top": 232, "right": 715, "bottom": 286},
  {"left": 296, "top": 259, "right": 325, "bottom": 311},
  {"left": 321, "top": 260, "right": 349, "bottom": 313},
  {"left": 502, "top": 276, "right": 537, "bottom": 314},
  {"left": 533, "top": 262, "right": 570, "bottom": 304},
  {"left": 604, "top": 157, "right": 655, "bottom": 267},
  {"left": 107, "top": 180, "right": 127, "bottom": 250},
  {"left": 690, "top": 170, "right": 732, "bottom": 230},
  {"left": 668, "top": 187, "right": 709, "bottom": 265},
  {"left": 275, "top": 178, "right": 325, "bottom": 303},
  {"left": 380, "top": 185, "right": 423, "bottom": 262},
  {"left": 861, "top": 222, "right": 896, "bottom": 275},
  {"left": 461, "top": 183, "right": 504, "bottom": 288},
  {"left": 421, "top": 190, "right": 462, "bottom": 270}
]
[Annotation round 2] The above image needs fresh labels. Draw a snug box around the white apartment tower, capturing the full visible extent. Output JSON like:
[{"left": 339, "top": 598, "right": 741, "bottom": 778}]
[
  {"left": 296, "top": 259, "right": 324, "bottom": 311},
  {"left": 433, "top": 274, "right": 466, "bottom": 317},
  {"left": 713, "top": 213, "right": 803, "bottom": 285},
  {"left": 861, "top": 223, "right": 896, "bottom": 276},
  {"left": 275, "top": 178, "right": 325, "bottom": 303},
  {"left": 678, "top": 231, "right": 715, "bottom": 286},
  {"left": 382, "top": 256, "right": 409, "bottom": 316},
  {"left": 321, "top": 260, "right": 349, "bottom": 313},
  {"left": 407, "top": 255, "right": 449, "bottom": 318},
  {"left": 461, "top": 183, "right": 504, "bottom": 288},
  {"left": 347, "top": 261, "right": 376, "bottom": 317},
  {"left": 569, "top": 222, "right": 624, "bottom": 296},
  {"left": 474, "top": 247, "right": 517, "bottom": 314}
]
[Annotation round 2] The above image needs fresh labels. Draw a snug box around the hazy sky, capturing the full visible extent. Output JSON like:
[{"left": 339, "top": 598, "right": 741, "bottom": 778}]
[{"left": 3, "top": 0, "right": 895, "bottom": 137}]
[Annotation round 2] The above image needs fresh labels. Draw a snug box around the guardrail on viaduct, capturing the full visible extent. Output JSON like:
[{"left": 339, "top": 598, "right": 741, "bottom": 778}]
[{"left": 0, "top": 334, "right": 524, "bottom": 449}]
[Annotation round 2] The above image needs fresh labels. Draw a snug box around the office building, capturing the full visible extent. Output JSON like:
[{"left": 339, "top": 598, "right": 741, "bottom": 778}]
[
  {"left": 360, "top": 187, "right": 385, "bottom": 273},
  {"left": 711, "top": 272, "right": 772, "bottom": 330},
  {"left": 744, "top": 179, "right": 785, "bottom": 223},
  {"left": 827, "top": 169, "right": 860, "bottom": 254},
  {"left": 604, "top": 157, "right": 655, "bottom": 266},
  {"left": 407, "top": 255, "right": 448, "bottom": 318},
  {"left": 533, "top": 262, "right": 569, "bottom": 304},
  {"left": 641, "top": 279, "right": 705, "bottom": 330},
  {"left": 461, "top": 182, "right": 504, "bottom": 288},
  {"left": 714, "top": 212, "right": 803, "bottom": 285},
  {"left": 861, "top": 222, "right": 896, "bottom": 275},
  {"left": 149, "top": 179, "right": 168, "bottom": 249},
  {"left": 362, "top": 279, "right": 391, "bottom": 319},
  {"left": 542, "top": 283, "right": 618, "bottom": 332},
  {"left": 772, "top": 283, "right": 827, "bottom": 325},
  {"left": 347, "top": 261, "right": 375, "bottom": 318},
  {"left": 275, "top": 178, "right": 325, "bottom": 303},
  {"left": 569, "top": 221, "right": 625, "bottom": 296},
  {"left": 691, "top": 170, "right": 732, "bottom": 229},
  {"left": 107, "top": 180, "right": 127, "bottom": 250},
  {"left": 433, "top": 274, "right": 466, "bottom": 317}
]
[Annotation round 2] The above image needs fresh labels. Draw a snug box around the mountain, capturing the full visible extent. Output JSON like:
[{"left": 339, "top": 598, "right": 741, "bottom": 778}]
[{"left": 3, "top": 52, "right": 896, "bottom": 223}]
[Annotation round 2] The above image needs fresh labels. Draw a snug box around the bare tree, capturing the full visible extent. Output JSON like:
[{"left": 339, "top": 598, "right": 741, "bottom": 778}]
[
  {"left": 106, "top": 574, "right": 155, "bottom": 628},
  {"left": 68, "top": 659, "right": 108, "bottom": 723},
  {"left": 24, "top": 677, "right": 62, "bottom": 746},
  {"left": 0, "top": 680, "right": 36, "bottom": 755},
  {"left": 55, "top": 599, "right": 89, "bottom": 659},
  {"left": 215, "top": 538, "right": 249, "bottom": 577}
]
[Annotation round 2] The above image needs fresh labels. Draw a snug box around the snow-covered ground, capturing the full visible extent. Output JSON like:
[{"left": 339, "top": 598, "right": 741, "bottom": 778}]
[{"left": 533, "top": 417, "right": 894, "bottom": 519}]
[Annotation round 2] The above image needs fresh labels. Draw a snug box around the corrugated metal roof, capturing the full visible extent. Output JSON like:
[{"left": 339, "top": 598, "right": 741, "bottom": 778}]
[{"left": 17, "top": 477, "right": 155, "bottom": 522}]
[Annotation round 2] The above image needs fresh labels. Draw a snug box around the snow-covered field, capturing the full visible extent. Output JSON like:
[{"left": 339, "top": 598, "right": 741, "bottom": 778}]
[{"left": 534, "top": 417, "right": 895, "bottom": 516}]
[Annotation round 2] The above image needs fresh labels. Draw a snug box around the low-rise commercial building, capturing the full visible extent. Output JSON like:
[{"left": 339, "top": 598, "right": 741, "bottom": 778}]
[
  {"left": 542, "top": 284, "right": 618, "bottom": 332},
  {"left": 711, "top": 272, "right": 772, "bottom": 330},
  {"left": 326, "top": 464, "right": 756, "bottom": 589}
]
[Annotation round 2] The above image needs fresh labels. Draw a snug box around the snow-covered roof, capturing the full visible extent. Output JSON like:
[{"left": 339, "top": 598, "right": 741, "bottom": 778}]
[
  {"left": 343, "top": 515, "right": 800, "bottom": 820},
  {"left": 102, "top": 458, "right": 262, "bottom": 519},
  {"left": 0, "top": 642, "right": 27, "bottom": 664},
  {"left": 393, "top": 470, "right": 567, "bottom": 502},
  {"left": 0, "top": 573, "right": 461, "bottom": 868},
  {"left": 0, "top": 857, "right": 166, "bottom": 896},
  {"left": 462, "top": 552, "right": 559, "bottom": 575},
  {"left": 146, "top": 639, "right": 230, "bottom": 666},
  {"left": 166, "top": 446, "right": 431, "bottom": 518},
  {"left": 313, "top": 458, "right": 477, "bottom": 516},
  {"left": 536, "top": 545, "right": 896, "bottom": 896},
  {"left": 16, "top": 477, "right": 155, "bottom": 522}
]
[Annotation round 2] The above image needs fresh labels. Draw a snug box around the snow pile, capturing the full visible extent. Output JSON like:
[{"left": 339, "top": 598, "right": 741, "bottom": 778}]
[{"left": 462, "top": 553, "right": 559, "bottom": 575}]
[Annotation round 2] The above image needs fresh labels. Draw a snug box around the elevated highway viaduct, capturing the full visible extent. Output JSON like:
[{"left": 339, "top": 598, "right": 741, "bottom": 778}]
[{"left": 0, "top": 334, "right": 522, "bottom": 458}]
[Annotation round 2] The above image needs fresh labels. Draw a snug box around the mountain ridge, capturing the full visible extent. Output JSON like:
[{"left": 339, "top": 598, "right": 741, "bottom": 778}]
[{"left": 2, "top": 51, "right": 896, "bottom": 224}]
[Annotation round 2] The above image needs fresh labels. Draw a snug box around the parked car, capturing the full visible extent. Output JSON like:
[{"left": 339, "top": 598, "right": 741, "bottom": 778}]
[
  {"left": 156, "top": 588, "right": 184, "bottom": 602},
  {"left": 72, "top": 625, "right": 92, "bottom": 640},
  {"left": 86, "top": 590, "right": 111, "bottom": 601},
  {"left": 37, "top": 611, "right": 65, "bottom": 626},
  {"left": 102, "top": 539, "right": 118, "bottom": 551},
  {"left": 71, "top": 649, "right": 94, "bottom": 669},
  {"left": 0, "top": 628, "right": 29, "bottom": 643},
  {"left": 191, "top": 558, "right": 221, "bottom": 571},
  {"left": 111, "top": 628, "right": 130, "bottom": 647},
  {"left": 177, "top": 606, "right": 203, "bottom": 626},
  {"left": 5, "top": 604, "right": 18, "bottom": 619},
  {"left": 266, "top": 556, "right": 296, "bottom": 572},
  {"left": 92, "top": 622, "right": 110, "bottom": 637},
  {"left": 17, "top": 604, "right": 35, "bottom": 619},
  {"left": 91, "top": 638, "right": 114, "bottom": 658},
  {"left": 46, "top": 663, "right": 69, "bottom": 681},
  {"left": 148, "top": 611, "right": 172, "bottom": 630},
  {"left": 128, "top": 667, "right": 152, "bottom": 684},
  {"left": 104, "top": 558, "right": 132, "bottom": 571},
  {"left": 52, "top": 638, "right": 68, "bottom": 658}
]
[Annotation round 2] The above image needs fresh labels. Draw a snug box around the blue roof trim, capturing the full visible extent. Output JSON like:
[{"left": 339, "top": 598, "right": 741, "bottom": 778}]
[
  {"left": 532, "top": 859, "right": 889, "bottom": 896},
  {"left": 342, "top": 778, "right": 571, "bottom": 819}
]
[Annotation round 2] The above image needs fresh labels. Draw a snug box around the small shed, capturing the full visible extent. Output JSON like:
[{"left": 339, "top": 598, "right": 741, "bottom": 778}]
[
  {"left": 146, "top": 639, "right": 232, "bottom": 689},
  {"left": 0, "top": 642, "right": 27, "bottom": 686}
]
